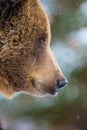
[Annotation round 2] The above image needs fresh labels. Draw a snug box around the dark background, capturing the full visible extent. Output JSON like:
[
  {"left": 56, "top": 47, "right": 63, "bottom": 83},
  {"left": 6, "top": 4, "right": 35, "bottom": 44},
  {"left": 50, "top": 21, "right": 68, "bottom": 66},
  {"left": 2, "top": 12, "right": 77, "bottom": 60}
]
[{"left": 0, "top": 0, "right": 87, "bottom": 130}]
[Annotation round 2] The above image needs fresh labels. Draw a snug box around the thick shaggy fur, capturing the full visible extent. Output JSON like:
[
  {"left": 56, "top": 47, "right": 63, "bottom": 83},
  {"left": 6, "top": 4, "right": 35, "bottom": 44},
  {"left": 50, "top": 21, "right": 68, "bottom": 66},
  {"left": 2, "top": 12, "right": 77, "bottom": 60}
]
[{"left": 0, "top": 0, "right": 65, "bottom": 98}]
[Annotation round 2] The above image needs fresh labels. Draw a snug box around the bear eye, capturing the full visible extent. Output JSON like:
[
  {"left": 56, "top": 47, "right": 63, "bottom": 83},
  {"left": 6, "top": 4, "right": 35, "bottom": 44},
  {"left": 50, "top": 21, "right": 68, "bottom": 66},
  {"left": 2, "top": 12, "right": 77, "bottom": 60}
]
[{"left": 39, "top": 37, "right": 46, "bottom": 47}]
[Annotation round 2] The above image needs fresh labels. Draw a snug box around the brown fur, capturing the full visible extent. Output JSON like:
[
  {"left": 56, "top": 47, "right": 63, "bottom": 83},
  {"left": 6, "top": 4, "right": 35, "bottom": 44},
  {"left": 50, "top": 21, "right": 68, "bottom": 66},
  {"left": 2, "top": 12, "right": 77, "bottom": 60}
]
[{"left": 0, "top": 0, "right": 65, "bottom": 98}]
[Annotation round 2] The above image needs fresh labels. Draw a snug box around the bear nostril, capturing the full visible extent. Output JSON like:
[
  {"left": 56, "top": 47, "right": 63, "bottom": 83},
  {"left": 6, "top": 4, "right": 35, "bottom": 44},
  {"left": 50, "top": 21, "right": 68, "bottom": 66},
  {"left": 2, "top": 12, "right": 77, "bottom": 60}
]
[{"left": 56, "top": 79, "right": 68, "bottom": 92}]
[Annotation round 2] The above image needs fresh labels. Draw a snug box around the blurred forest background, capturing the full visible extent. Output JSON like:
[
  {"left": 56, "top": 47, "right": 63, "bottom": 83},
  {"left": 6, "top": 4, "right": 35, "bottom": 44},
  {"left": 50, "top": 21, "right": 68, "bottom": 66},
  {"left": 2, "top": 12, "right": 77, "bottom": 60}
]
[{"left": 0, "top": 0, "right": 87, "bottom": 130}]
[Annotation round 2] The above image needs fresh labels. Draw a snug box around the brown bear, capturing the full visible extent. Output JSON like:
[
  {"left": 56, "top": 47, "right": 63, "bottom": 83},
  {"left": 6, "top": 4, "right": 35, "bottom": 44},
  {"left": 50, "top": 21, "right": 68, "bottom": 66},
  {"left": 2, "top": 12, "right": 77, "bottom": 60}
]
[{"left": 0, "top": 0, "right": 67, "bottom": 98}]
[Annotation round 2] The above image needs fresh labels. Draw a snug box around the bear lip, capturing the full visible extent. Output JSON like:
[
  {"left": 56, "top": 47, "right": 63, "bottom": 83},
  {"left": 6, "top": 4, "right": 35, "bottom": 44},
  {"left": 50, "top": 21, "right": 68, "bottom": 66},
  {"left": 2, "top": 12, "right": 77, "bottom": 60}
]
[
  {"left": 35, "top": 86, "right": 47, "bottom": 96},
  {"left": 32, "top": 79, "right": 48, "bottom": 95},
  {"left": 33, "top": 79, "right": 58, "bottom": 96}
]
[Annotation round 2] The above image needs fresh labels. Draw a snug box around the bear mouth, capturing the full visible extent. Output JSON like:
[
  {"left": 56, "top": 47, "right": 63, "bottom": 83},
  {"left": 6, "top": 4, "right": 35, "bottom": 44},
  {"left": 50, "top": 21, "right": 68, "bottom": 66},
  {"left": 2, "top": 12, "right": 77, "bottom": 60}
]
[
  {"left": 36, "top": 88, "right": 47, "bottom": 96},
  {"left": 34, "top": 83, "right": 47, "bottom": 96},
  {"left": 34, "top": 86, "right": 58, "bottom": 96},
  {"left": 33, "top": 79, "right": 57, "bottom": 96},
  {"left": 23, "top": 86, "right": 47, "bottom": 97}
]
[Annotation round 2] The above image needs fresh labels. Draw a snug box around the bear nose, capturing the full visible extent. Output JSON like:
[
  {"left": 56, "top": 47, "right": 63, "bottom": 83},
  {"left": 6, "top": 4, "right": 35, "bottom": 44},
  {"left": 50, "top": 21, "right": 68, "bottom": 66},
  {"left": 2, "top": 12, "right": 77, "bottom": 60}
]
[{"left": 55, "top": 78, "right": 68, "bottom": 92}]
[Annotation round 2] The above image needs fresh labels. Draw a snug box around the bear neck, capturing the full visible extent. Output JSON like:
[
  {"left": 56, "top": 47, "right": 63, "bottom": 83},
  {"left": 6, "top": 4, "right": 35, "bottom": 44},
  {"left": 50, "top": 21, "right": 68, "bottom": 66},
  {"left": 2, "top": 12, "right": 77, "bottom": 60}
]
[{"left": 0, "top": 65, "right": 14, "bottom": 98}]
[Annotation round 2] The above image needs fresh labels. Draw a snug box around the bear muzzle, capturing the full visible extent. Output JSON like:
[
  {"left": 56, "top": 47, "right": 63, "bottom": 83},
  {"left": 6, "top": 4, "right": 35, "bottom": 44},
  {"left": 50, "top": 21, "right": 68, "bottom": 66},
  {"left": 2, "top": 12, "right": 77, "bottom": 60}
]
[{"left": 34, "top": 78, "right": 68, "bottom": 96}]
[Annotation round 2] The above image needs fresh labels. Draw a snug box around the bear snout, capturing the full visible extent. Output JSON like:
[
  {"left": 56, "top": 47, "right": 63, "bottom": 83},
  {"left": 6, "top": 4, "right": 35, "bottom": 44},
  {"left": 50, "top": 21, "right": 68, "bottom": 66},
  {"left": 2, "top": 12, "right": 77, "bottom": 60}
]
[{"left": 33, "top": 78, "right": 68, "bottom": 96}]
